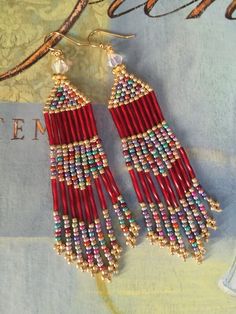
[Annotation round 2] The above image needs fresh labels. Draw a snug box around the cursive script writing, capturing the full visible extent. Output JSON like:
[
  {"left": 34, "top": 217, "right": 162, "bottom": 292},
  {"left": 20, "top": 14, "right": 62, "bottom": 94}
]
[{"left": 92, "top": 0, "right": 236, "bottom": 19}]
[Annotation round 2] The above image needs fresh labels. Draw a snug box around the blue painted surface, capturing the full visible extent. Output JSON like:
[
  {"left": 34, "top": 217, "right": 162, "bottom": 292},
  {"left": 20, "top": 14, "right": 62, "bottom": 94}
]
[{"left": 0, "top": 1, "right": 236, "bottom": 313}]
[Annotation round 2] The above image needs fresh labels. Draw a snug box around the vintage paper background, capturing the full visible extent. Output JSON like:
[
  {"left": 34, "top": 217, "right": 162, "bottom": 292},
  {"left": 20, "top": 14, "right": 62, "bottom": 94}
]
[{"left": 0, "top": 1, "right": 236, "bottom": 313}]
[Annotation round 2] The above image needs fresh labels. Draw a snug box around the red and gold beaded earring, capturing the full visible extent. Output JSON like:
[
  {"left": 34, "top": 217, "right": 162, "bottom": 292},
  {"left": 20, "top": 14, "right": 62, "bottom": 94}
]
[
  {"left": 87, "top": 29, "right": 222, "bottom": 263},
  {"left": 43, "top": 36, "right": 139, "bottom": 281}
]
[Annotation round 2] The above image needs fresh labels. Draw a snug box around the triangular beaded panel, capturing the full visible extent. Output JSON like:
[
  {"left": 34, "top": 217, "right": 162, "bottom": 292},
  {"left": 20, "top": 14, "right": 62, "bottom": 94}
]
[
  {"left": 44, "top": 77, "right": 89, "bottom": 112},
  {"left": 109, "top": 69, "right": 152, "bottom": 107}
]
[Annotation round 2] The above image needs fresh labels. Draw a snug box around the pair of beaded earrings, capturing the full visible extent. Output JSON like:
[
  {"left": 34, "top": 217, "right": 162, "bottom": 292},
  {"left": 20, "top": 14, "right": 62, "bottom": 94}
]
[{"left": 44, "top": 30, "right": 221, "bottom": 281}]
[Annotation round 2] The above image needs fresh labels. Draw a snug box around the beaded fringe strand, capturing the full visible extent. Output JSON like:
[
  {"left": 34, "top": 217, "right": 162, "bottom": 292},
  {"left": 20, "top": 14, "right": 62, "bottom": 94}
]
[
  {"left": 44, "top": 74, "right": 139, "bottom": 281},
  {"left": 108, "top": 64, "right": 221, "bottom": 263}
]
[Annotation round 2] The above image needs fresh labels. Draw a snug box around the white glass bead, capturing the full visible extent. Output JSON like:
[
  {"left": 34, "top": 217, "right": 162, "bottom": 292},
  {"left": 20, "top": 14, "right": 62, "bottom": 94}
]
[
  {"left": 107, "top": 53, "right": 123, "bottom": 68},
  {"left": 51, "top": 59, "right": 69, "bottom": 74}
]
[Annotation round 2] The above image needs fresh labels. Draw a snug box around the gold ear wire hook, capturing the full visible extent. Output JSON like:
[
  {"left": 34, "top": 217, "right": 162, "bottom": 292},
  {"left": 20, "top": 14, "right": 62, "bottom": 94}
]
[
  {"left": 44, "top": 32, "right": 64, "bottom": 57},
  {"left": 44, "top": 31, "right": 90, "bottom": 49},
  {"left": 44, "top": 30, "right": 135, "bottom": 54},
  {"left": 87, "top": 29, "right": 136, "bottom": 51}
]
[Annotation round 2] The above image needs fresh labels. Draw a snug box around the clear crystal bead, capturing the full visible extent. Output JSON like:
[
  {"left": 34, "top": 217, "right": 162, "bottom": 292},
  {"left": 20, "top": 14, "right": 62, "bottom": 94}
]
[
  {"left": 107, "top": 53, "right": 123, "bottom": 68},
  {"left": 51, "top": 59, "right": 69, "bottom": 74}
]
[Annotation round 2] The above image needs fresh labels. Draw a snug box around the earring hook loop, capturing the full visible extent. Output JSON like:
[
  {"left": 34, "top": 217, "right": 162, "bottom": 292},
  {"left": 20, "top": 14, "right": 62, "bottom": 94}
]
[
  {"left": 87, "top": 29, "right": 135, "bottom": 44},
  {"left": 44, "top": 29, "right": 135, "bottom": 53},
  {"left": 44, "top": 31, "right": 90, "bottom": 49},
  {"left": 87, "top": 29, "right": 135, "bottom": 52}
]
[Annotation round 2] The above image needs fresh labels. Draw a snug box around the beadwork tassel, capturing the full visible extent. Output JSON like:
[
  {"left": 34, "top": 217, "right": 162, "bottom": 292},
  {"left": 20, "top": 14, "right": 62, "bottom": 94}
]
[
  {"left": 108, "top": 63, "right": 221, "bottom": 263},
  {"left": 44, "top": 65, "right": 139, "bottom": 280}
]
